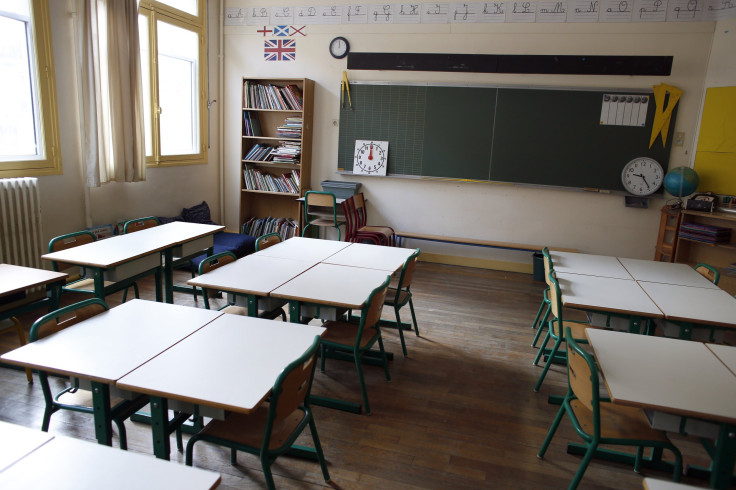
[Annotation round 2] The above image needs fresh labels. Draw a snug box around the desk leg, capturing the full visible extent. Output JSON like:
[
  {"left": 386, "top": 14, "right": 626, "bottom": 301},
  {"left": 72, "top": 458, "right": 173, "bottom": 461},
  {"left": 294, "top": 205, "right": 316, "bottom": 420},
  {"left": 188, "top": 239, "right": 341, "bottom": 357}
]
[
  {"left": 163, "top": 250, "right": 174, "bottom": 304},
  {"left": 93, "top": 269, "right": 105, "bottom": 300},
  {"left": 711, "top": 424, "right": 736, "bottom": 490},
  {"left": 91, "top": 382, "right": 113, "bottom": 446},
  {"left": 247, "top": 294, "right": 258, "bottom": 317},
  {"left": 154, "top": 267, "right": 163, "bottom": 303},
  {"left": 47, "top": 281, "right": 63, "bottom": 311},
  {"left": 150, "top": 396, "right": 171, "bottom": 460}
]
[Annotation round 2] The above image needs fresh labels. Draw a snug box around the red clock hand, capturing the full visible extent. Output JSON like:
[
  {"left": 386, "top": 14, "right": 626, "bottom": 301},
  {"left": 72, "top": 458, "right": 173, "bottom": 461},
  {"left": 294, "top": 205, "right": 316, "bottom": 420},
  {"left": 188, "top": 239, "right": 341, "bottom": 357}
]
[{"left": 368, "top": 144, "right": 373, "bottom": 160}]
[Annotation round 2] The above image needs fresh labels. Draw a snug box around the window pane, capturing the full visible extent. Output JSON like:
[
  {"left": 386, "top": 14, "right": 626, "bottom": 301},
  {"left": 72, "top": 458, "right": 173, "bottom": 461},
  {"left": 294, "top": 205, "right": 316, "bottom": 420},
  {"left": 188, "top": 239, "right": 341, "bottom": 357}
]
[
  {"left": 138, "top": 14, "right": 152, "bottom": 157},
  {"left": 0, "top": 13, "right": 39, "bottom": 160},
  {"left": 157, "top": 21, "right": 199, "bottom": 156},
  {"left": 156, "top": 0, "right": 198, "bottom": 17}
]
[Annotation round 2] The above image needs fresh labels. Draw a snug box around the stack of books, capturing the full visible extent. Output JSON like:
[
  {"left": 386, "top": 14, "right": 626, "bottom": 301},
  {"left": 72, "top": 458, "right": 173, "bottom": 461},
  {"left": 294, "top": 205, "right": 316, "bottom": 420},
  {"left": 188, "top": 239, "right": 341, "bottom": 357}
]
[
  {"left": 243, "top": 144, "right": 274, "bottom": 162},
  {"left": 243, "top": 166, "right": 299, "bottom": 194},
  {"left": 243, "top": 82, "right": 303, "bottom": 111},
  {"left": 241, "top": 216, "right": 299, "bottom": 240},
  {"left": 270, "top": 141, "right": 301, "bottom": 164},
  {"left": 678, "top": 222, "right": 732, "bottom": 244},
  {"left": 243, "top": 111, "right": 262, "bottom": 136},
  {"left": 276, "top": 117, "right": 302, "bottom": 139},
  {"left": 726, "top": 263, "right": 736, "bottom": 277}
]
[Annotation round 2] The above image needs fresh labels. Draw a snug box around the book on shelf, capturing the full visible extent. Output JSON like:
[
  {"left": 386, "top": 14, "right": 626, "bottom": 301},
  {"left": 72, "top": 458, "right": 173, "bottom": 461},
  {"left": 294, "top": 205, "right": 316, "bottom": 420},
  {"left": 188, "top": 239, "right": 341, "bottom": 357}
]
[
  {"left": 241, "top": 216, "right": 299, "bottom": 240},
  {"left": 243, "top": 166, "right": 300, "bottom": 194},
  {"left": 243, "top": 111, "right": 262, "bottom": 137},
  {"left": 679, "top": 223, "right": 731, "bottom": 244},
  {"left": 243, "top": 81, "right": 304, "bottom": 111}
]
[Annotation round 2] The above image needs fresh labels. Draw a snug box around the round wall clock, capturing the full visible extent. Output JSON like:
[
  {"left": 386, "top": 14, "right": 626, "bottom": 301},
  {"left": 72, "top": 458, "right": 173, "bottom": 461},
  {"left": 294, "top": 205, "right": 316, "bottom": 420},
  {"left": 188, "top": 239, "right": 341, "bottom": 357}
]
[
  {"left": 353, "top": 140, "right": 388, "bottom": 176},
  {"left": 329, "top": 36, "right": 350, "bottom": 59},
  {"left": 621, "top": 157, "right": 663, "bottom": 196}
]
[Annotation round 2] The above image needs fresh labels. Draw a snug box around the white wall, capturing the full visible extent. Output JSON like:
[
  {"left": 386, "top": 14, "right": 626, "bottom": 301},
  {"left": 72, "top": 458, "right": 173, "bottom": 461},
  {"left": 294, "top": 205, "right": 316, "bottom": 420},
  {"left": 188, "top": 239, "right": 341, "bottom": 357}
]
[{"left": 223, "top": 3, "right": 718, "bottom": 266}]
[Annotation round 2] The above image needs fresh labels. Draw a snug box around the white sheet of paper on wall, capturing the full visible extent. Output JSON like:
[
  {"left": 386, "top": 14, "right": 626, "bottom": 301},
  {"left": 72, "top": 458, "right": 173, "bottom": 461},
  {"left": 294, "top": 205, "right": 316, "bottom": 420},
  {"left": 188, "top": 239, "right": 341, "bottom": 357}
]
[{"left": 601, "top": 94, "right": 649, "bottom": 126}]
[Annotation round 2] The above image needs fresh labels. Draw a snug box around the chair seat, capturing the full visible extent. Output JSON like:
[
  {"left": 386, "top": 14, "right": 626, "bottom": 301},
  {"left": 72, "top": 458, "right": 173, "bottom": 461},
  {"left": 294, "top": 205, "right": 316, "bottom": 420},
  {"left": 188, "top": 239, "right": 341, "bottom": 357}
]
[
  {"left": 571, "top": 399, "right": 672, "bottom": 443},
  {"left": 64, "top": 278, "right": 118, "bottom": 292},
  {"left": 221, "top": 304, "right": 285, "bottom": 320},
  {"left": 322, "top": 320, "right": 379, "bottom": 348},
  {"left": 310, "top": 218, "right": 346, "bottom": 227},
  {"left": 384, "top": 288, "right": 410, "bottom": 306},
  {"left": 56, "top": 389, "right": 131, "bottom": 411},
  {"left": 551, "top": 320, "right": 596, "bottom": 338},
  {"left": 359, "top": 225, "right": 393, "bottom": 236},
  {"left": 199, "top": 404, "right": 305, "bottom": 451}
]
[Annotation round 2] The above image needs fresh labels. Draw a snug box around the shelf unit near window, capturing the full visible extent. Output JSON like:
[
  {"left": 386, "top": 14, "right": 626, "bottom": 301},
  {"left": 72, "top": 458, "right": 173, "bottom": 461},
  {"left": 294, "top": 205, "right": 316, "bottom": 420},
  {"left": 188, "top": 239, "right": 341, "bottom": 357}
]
[{"left": 239, "top": 78, "right": 314, "bottom": 237}]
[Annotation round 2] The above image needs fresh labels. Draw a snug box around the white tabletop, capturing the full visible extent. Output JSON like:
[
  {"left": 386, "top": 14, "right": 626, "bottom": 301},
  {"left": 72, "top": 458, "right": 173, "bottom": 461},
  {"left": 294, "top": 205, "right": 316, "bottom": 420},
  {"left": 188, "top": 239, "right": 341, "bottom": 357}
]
[
  {"left": 270, "top": 263, "right": 391, "bottom": 309},
  {"left": 0, "top": 300, "right": 222, "bottom": 382},
  {"left": 638, "top": 282, "right": 736, "bottom": 328},
  {"left": 0, "top": 421, "right": 54, "bottom": 473},
  {"left": 618, "top": 258, "right": 720, "bottom": 289},
  {"left": 556, "top": 272, "right": 663, "bottom": 318},
  {"left": 187, "top": 254, "right": 318, "bottom": 295},
  {"left": 322, "top": 243, "right": 416, "bottom": 273},
  {"left": 0, "top": 264, "right": 67, "bottom": 298},
  {"left": 117, "top": 314, "right": 325, "bottom": 414},
  {"left": 548, "top": 251, "right": 632, "bottom": 279},
  {"left": 41, "top": 222, "right": 223, "bottom": 268},
  {"left": 707, "top": 343, "right": 736, "bottom": 376},
  {"left": 0, "top": 435, "right": 221, "bottom": 489},
  {"left": 643, "top": 477, "right": 702, "bottom": 490},
  {"left": 254, "top": 236, "right": 350, "bottom": 263},
  {"left": 586, "top": 329, "right": 736, "bottom": 424}
]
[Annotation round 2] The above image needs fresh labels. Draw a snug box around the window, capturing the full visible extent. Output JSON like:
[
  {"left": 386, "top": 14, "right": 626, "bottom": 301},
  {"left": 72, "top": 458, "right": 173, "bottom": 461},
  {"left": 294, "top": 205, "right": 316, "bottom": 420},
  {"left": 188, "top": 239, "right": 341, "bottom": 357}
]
[
  {"left": 0, "top": 0, "right": 61, "bottom": 177},
  {"left": 139, "top": 0, "right": 207, "bottom": 167}
]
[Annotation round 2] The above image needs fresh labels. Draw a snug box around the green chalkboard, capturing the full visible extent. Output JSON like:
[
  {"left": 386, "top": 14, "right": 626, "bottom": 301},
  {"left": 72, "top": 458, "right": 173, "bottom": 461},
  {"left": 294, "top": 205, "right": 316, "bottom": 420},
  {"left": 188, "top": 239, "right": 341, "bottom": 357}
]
[{"left": 337, "top": 83, "right": 676, "bottom": 192}]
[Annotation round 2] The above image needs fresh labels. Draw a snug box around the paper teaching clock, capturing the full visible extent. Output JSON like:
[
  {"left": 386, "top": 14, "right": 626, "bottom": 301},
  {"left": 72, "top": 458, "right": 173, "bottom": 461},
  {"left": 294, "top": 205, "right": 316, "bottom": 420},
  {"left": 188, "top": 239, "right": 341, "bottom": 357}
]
[
  {"left": 354, "top": 140, "right": 388, "bottom": 176},
  {"left": 621, "top": 157, "right": 663, "bottom": 196}
]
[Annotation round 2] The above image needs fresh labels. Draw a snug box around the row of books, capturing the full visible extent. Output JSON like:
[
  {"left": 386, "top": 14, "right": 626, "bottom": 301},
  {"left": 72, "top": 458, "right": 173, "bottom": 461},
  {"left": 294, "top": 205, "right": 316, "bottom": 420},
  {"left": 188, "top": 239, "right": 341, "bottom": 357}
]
[
  {"left": 243, "top": 111, "right": 263, "bottom": 137},
  {"left": 679, "top": 222, "right": 732, "bottom": 244},
  {"left": 243, "top": 82, "right": 303, "bottom": 111},
  {"left": 276, "top": 116, "right": 302, "bottom": 139},
  {"left": 726, "top": 262, "right": 736, "bottom": 277},
  {"left": 243, "top": 166, "right": 300, "bottom": 194},
  {"left": 241, "top": 216, "right": 298, "bottom": 240},
  {"left": 243, "top": 141, "right": 301, "bottom": 164}
]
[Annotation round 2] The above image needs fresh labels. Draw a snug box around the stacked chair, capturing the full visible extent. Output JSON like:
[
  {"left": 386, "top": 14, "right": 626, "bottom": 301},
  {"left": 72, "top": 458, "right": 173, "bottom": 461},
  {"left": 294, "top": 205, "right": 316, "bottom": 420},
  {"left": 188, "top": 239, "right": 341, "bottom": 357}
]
[{"left": 342, "top": 192, "right": 394, "bottom": 245}]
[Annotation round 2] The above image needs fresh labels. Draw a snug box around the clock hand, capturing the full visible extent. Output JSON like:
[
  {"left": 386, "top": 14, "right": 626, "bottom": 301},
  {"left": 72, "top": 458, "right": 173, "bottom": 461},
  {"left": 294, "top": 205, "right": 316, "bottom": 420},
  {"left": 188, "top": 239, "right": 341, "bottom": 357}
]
[
  {"left": 633, "top": 173, "right": 651, "bottom": 189},
  {"left": 368, "top": 144, "right": 373, "bottom": 160}
]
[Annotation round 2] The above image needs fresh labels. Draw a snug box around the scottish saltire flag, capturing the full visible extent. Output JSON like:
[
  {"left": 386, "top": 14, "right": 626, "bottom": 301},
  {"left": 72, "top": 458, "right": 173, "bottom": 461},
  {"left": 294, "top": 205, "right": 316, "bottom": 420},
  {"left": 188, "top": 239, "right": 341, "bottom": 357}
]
[
  {"left": 264, "top": 39, "right": 296, "bottom": 61},
  {"left": 273, "top": 25, "right": 289, "bottom": 36}
]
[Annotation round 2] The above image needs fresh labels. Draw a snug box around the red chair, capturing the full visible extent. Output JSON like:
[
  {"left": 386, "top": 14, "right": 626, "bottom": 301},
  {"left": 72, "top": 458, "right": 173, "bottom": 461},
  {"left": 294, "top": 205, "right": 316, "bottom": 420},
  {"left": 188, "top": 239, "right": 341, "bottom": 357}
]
[{"left": 342, "top": 193, "right": 394, "bottom": 245}]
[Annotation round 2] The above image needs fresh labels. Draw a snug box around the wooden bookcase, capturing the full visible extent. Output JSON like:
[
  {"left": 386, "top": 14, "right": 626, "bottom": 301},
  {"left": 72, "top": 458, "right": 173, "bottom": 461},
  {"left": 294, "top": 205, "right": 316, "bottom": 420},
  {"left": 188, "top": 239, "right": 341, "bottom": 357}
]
[
  {"left": 239, "top": 78, "right": 314, "bottom": 237},
  {"left": 674, "top": 209, "right": 736, "bottom": 295}
]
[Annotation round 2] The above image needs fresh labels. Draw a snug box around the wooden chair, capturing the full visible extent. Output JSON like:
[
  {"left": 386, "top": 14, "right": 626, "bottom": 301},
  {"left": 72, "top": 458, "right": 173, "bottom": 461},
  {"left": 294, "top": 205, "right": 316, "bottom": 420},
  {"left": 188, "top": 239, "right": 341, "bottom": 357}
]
[
  {"left": 342, "top": 193, "right": 394, "bottom": 245},
  {"left": 197, "top": 252, "right": 286, "bottom": 321},
  {"left": 302, "top": 191, "right": 346, "bottom": 241},
  {"left": 122, "top": 216, "right": 160, "bottom": 233},
  {"left": 48, "top": 230, "right": 138, "bottom": 302},
  {"left": 537, "top": 327, "right": 683, "bottom": 489},
  {"left": 694, "top": 263, "right": 720, "bottom": 285},
  {"left": 533, "top": 270, "right": 598, "bottom": 393},
  {"left": 0, "top": 317, "right": 32, "bottom": 382},
  {"left": 255, "top": 232, "right": 282, "bottom": 251},
  {"left": 384, "top": 248, "right": 421, "bottom": 356},
  {"left": 185, "top": 335, "right": 330, "bottom": 490},
  {"left": 319, "top": 276, "right": 391, "bottom": 414},
  {"left": 29, "top": 298, "right": 150, "bottom": 449},
  {"left": 531, "top": 247, "right": 553, "bottom": 348}
]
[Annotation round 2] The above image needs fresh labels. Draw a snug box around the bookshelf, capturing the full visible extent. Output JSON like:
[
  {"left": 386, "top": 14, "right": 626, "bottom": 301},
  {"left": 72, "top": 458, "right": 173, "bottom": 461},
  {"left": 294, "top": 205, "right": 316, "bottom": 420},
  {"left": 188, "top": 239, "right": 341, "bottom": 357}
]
[
  {"left": 239, "top": 78, "right": 314, "bottom": 239},
  {"left": 674, "top": 210, "right": 736, "bottom": 295}
]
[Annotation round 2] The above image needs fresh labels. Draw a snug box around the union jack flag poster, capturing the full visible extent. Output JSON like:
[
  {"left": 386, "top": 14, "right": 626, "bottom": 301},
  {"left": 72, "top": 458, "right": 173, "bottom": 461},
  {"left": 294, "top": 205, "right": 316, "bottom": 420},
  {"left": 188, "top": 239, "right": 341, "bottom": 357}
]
[{"left": 264, "top": 39, "right": 296, "bottom": 61}]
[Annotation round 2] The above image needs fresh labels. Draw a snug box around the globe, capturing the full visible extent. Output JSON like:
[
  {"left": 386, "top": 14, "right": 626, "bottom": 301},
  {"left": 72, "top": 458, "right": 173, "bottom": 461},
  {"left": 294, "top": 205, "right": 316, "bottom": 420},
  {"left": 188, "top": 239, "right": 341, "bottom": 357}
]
[{"left": 663, "top": 166, "right": 699, "bottom": 197}]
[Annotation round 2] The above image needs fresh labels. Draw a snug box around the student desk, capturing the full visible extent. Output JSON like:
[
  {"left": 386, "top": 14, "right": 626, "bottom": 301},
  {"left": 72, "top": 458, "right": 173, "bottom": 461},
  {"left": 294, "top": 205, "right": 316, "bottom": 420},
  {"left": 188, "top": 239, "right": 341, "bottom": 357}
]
[
  {"left": 618, "top": 258, "right": 720, "bottom": 289},
  {"left": 322, "top": 242, "right": 415, "bottom": 273},
  {"left": 549, "top": 251, "right": 632, "bottom": 279},
  {"left": 187, "top": 254, "right": 318, "bottom": 316},
  {"left": 586, "top": 329, "right": 736, "bottom": 490},
  {"left": 0, "top": 427, "right": 221, "bottom": 489},
  {"left": 638, "top": 282, "right": 736, "bottom": 340},
  {"left": 0, "top": 420, "right": 54, "bottom": 473},
  {"left": 41, "top": 222, "right": 223, "bottom": 304},
  {"left": 708, "top": 343, "right": 736, "bottom": 376},
  {"left": 555, "top": 272, "right": 663, "bottom": 333},
  {"left": 0, "top": 300, "right": 223, "bottom": 446},
  {"left": 0, "top": 264, "right": 67, "bottom": 321},
  {"left": 254, "top": 236, "right": 350, "bottom": 262},
  {"left": 117, "top": 314, "right": 325, "bottom": 460}
]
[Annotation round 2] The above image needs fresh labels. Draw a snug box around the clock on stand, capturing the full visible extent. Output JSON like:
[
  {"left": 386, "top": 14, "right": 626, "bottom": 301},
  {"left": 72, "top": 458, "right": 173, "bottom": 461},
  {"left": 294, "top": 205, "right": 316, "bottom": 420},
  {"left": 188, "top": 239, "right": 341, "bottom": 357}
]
[{"left": 621, "top": 157, "right": 664, "bottom": 208}]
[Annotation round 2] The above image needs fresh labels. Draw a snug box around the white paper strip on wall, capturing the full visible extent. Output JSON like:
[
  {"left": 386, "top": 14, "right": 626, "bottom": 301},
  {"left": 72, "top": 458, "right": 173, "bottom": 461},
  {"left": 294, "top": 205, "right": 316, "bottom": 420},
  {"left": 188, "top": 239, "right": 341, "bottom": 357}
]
[
  {"left": 704, "top": 0, "right": 736, "bottom": 20},
  {"left": 294, "top": 6, "right": 320, "bottom": 24},
  {"left": 224, "top": 8, "right": 248, "bottom": 25},
  {"left": 450, "top": 2, "right": 480, "bottom": 22},
  {"left": 477, "top": 2, "right": 508, "bottom": 21},
  {"left": 396, "top": 4, "right": 423, "bottom": 22},
  {"left": 666, "top": 0, "right": 704, "bottom": 20},
  {"left": 369, "top": 4, "right": 396, "bottom": 22},
  {"left": 247, "top": 7, "right": 271, "bottom": 25},
  {"left": 537, "top": 0, "right": 568, "bottom": 21},
  {"left": 343, "top": 4, "right": 370, "bottom": 23},
  {"left": 567, "top": 0, "right": 600, "bottom": 20},
  {"left": 317, "top": 5, "right": 344, "bottom": 23},
  {"left": 637, "top": 95, "right": 649, "bottom": 127},
  {"left": 507, "top": 1, "right": 538, "bottom": 21},
  {"left": 632, "top": 0, "right": 668, "bottom": 21},
  {"left": 421, "top": 2, "right": 451, "bottom": 22},
  {"left": 272, "top": 6, "right": 295, "bottom": 24},
  {"left": 600, "top": 0, "right": 634, "bottom": 21}
]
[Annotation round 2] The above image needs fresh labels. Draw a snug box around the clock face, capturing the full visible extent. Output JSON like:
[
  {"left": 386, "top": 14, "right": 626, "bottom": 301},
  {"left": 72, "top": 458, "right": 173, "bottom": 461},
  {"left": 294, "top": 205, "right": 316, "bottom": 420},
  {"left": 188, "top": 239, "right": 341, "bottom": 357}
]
[
  {"left": 329, "top": 37, "right": 349, "bottom": 59},
  {"left": 621, "top": 157, "right": 663, "bottom": 196},
  {"left": 354, "top": 140, "right": 388, "bottom": 176}
]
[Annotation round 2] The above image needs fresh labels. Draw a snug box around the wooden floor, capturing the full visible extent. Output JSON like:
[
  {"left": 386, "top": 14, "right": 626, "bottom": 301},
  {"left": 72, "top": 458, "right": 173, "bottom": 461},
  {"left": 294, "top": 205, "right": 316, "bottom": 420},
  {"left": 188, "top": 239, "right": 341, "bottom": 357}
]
[{"left": 0, "top": 262, "right": 714, "bottom": 489}]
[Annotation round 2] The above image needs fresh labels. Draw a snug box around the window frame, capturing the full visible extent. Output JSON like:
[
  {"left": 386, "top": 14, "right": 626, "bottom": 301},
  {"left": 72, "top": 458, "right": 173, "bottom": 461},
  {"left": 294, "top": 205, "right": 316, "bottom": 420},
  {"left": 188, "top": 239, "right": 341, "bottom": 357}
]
[
  {"left": 138, "top": 0, "right": 208, "bottom": 168},
  {"left": 0, "top": 0, "right": 61, "bottom": 178}
]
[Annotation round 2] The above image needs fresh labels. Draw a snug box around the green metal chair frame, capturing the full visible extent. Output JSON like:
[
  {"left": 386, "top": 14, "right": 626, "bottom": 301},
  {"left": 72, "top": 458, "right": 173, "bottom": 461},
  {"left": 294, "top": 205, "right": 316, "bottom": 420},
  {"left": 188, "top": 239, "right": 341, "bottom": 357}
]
[
  {"left": 29, "top": 298, "right": 150, "bottom": 450},
  {"left": 533, "top": 270, "right": 593, "bottom": 393},
  {"left": 197, "top": 251, "right": 286, "bottom": 321},
  {"left": 538, "top": 326, "right": 683, "bottom": 489},
  {"left": 384, "top": 248, "right": 421, "bottom": 356},
  {"left": 302, "top": 191, "right": 346, "bottom": 241},
  {"left": 531, "top": 247, "right": 553, "bottom": 348},
  {"left": 255, "top": 232, "right": 282, "bottom": 251},
  {"left": 48, "top": 230, "right": 139, "bottom": 303},
  {"left": 122, "top": 216, "right": 160, "bottom": 233},
  {"left": 185, "top": 335, "right": 330, "bottom": 489},
  {"left": 694, "top": 263, "right": 720, "bottom": 285},
  {"left": 320, "top": 276, "right": 391, "bottom": 414}
]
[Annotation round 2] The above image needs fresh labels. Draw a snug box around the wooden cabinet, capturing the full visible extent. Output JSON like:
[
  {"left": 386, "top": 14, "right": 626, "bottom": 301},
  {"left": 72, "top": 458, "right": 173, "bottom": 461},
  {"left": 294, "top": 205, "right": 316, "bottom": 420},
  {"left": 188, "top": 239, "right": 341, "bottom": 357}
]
[
  {"left": 239, "top": 78, "right": 314, "bottom": 238},
  {"left": 674, "top": 210, "right": 736, "bottom": 295}
]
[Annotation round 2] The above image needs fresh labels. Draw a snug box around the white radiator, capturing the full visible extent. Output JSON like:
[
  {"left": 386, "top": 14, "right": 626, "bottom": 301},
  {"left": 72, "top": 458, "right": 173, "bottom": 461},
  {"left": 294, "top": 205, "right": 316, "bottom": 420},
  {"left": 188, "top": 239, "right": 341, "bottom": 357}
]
[{"left": 0, "top": 178, "right": 44, "bottom": 269}]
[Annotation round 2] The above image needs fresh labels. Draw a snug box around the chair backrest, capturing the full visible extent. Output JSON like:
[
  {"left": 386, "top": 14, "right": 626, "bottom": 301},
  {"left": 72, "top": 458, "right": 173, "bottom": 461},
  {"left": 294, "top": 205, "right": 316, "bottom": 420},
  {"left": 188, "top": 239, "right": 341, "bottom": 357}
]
[
  {"left": 30, "top": 298, "right": 109, "bottom": 342},
  {"left": 547, "top": 270, "right": 563, "bottom": 327},
  {"left": 197, "top": 251, "right": 237, "bottom": 275},
  {"left": 341, "top": 195, "right": 358, "bottom": 241},
  {"left": 542, "top": 247, "right": 553, "bottom": 279},
  {"left": 694, "top": 263, "right": 720, "bottom": 285},
  {"left": 255, "top": 232, "right": 282, "bottom": 251},
  {"left": 123, "top": 216, "right": 160, "bottom": 234},
  {"left": 48, "top": 230, "right": 96, "bottom": 272},
  {"left": 353, "top": 192, "right": 368, "bottom": 228},
  {"left": 360, "top": 276, "right": 391, "bottom": 337},
  {"left": 565, "top": 328, "right": 600, "bottom": 432},
  {"left": 395, "top": 249, "right": 421, "bottom": 294},
  {"left": 304, "top": 191, "right": 339, "bottom": 224}
]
